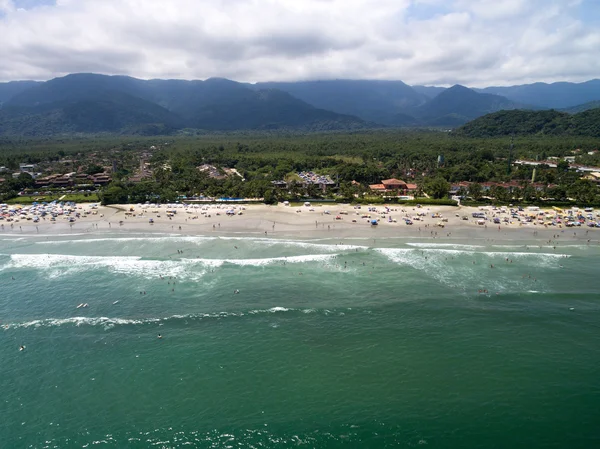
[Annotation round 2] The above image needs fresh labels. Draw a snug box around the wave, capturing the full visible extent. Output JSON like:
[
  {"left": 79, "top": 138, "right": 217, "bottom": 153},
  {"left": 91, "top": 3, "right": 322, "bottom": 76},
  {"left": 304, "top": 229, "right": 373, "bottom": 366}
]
[
  {"left": 375, "top": 247, "right": 563, "bottom": 291},
  {"left": 216, "top": 236, "right": 368, "bottom": 252},
  {"left": 3, "top": 307, "right": 331, "bottom": 330},
  {"left": 33, "top": 235, "right": 368, "bottom": 253},
  {"left": 379, "top": 247, "right": 568, "bottom": 259},
  {"left": 406, "top": 242, "right": 484, "bottom": 250},
  {"left": 1, "top": 252, "right": 339, "bottom": 279},
  {"left": 35, "top": 235, "right": 216, "bottom": 246},
  {"left": 18, "top": 424, "right": 413, "bottom": 448}
]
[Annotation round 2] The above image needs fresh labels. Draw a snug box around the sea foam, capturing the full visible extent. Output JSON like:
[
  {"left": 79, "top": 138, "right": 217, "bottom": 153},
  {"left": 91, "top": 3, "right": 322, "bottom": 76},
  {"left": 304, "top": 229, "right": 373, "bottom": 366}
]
[
  {"left": 3, "top": 307, "right": 329, "bottom": 330},
  {"left": 2, "top": 252, "right": 340, "bottom": 279}
]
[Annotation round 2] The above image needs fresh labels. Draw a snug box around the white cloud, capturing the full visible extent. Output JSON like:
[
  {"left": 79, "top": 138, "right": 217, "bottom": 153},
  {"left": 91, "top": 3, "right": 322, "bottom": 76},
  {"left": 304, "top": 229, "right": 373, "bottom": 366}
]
[{"left": 0, "top": 0, "right": 598, "bottom": 86}]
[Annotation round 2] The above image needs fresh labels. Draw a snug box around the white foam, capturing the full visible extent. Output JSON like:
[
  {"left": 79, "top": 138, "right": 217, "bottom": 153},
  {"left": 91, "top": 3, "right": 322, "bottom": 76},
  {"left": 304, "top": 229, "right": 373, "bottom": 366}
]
[
  {"left": 217, "top": 237, "right": 368, "bottom": 252},
  {"left": 375, "top": 247, "right": 562, "bottom": 291},
  {"left": 3, "top": 308, "right": 324, "bottom": 330},
  {"left": 35, "top": 236, "right": 216, "bottom": 246},
  {"left": 218, "top": 254, "right": 337, "bottom": 266},
  {"left": 407, "top": 242, "right": 484, "bottom": 250},
  {"left": 5, "top": 254, "right": 211, "bottom": 280},
  {"left": 2, "top": 252, "right": 339, "bottom": 279}
]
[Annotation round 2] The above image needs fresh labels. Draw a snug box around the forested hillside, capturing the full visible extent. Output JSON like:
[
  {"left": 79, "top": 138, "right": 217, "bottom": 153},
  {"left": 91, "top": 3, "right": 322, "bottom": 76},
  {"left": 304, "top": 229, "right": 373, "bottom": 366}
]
[{"left": 454, "top": 109, "right": 600, "bottom": 137}]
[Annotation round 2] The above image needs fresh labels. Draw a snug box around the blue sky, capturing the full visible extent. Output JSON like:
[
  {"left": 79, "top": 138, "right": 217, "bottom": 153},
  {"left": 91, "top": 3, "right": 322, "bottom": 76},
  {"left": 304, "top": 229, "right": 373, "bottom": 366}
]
[
  {"left": 0, "top": 0, "right": 599, "bottom": 86},
  {"left": 576, "top": 0, "right": 600, "bottom": 24}
]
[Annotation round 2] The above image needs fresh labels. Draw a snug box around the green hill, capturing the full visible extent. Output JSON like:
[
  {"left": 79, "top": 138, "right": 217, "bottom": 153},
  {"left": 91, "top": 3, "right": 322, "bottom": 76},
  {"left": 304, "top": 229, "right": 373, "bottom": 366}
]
[
  {"left": 453, "top": 108, "right": 600, "bottom": 137},
  {"left": 0, "top": 74, "right": 368, "bottom": 135},
  {"left": 0, "top": 81, "right": 41, "bottom": 106},
  {"left": 562, "top": 100, "right": 600, "bottom": 114},
  {"left": 414, "top": 85, "right": 522, "bottom": 126}
]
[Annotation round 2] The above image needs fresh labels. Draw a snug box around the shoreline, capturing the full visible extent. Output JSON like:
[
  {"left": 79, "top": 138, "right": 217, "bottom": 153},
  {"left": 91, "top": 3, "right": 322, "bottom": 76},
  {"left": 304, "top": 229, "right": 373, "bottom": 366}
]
[{"left": 1, "top": 202, "right": 599, "bottom": 244}]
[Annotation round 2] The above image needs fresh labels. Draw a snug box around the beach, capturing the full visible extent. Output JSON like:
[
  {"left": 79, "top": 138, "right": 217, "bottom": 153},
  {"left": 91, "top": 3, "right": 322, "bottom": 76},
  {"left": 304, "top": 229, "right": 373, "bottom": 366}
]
[
  {"left": 5, "top": 201, "right": 600, "bottom": 243},
  {"left": 1, "top": 202, "right": 600, "bottom": 448}
]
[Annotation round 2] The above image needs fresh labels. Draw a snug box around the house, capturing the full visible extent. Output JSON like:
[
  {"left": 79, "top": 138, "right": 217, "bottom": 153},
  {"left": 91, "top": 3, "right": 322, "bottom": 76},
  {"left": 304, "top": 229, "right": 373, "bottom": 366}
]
[
  {"left": 368, "top": 184, "right": 387, "bottom": 192},
  {"left": 369, "top": 178, "right": 411, "bottom": 195},
  {"left": 19, "top": 163, "right": 36, "bottom": 172},
  {"left": 381, "top": 178, "right": 408, "bottom": 191},
  {"left": 584, "top": 172, "right": 600, "bottom": 183},
  {"left": 91, "top": 173, "right": 112, "bottom": 185},
  {"left": 197, "top": 164, "right": 226, "bottom": 180},
  {"left": 271, "top": 181, "right": 288, "bottom": 189}
]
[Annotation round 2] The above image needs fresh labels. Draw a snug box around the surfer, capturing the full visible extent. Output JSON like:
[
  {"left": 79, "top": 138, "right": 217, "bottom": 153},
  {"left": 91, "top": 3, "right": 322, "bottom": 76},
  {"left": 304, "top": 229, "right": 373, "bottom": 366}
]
[
  {"left": 19, "top": 345, "right": 25, "bottom": 351},
  {"left": 157, "top": 334, "right": 162, "bottom": 339}
]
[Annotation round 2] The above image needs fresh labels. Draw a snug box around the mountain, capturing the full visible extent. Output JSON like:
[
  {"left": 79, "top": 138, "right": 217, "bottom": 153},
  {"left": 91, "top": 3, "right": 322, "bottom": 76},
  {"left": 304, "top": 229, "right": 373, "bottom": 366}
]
[
  {"left": 0, "top": 74, "right": 369, "bottom": 135},
  {"left": 251, "top": 80, "right": 522, "bottom": 127},
  {"left": 411, "top": 85, "right": 446, "bottom": 99},
  {"left": 252, "top": 80, "right": 428, "bottom": 125},
  {"left": 0, "top": 90, "right": 184, "bottom": 136},
  {"left": 5, "top": 74, "right": 600, "bottom": 135},
  {"left": 453, "top": 108, "right": 600, "bottom": 138},
  {"left": 562, "top": 100, "right": 600, "bottom": 114},
  {"left": 413, "top": 85, "right": 522, "bottom": 126},
  {"left": 0, "top": 81, "right": 41, "bottom": 106},
  {"left": 478, "top": 79, "right": 600, "bottom": 109}
]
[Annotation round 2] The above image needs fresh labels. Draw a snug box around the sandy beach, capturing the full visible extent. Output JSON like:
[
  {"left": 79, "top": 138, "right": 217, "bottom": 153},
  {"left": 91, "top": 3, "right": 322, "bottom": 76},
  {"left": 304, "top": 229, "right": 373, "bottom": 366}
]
[{"left": 3, "top": 202, "right": 599, "bottom": 244}]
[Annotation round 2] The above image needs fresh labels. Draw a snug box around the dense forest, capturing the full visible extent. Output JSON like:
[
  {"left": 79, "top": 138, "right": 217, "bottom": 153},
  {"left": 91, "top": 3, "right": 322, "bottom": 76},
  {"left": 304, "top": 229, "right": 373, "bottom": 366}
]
[
  {"left": 1, "top": 129, "right": 599, "bottom": 206},
  {"left": 454, "top": 108, "right": 600, "bottom": 138}
]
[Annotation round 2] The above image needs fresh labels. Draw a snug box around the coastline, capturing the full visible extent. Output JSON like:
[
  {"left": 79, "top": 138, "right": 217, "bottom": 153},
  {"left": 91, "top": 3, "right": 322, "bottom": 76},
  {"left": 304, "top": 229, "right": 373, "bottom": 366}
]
[{"left": 2, "top": 202, "right": 598, "bottom": 245}]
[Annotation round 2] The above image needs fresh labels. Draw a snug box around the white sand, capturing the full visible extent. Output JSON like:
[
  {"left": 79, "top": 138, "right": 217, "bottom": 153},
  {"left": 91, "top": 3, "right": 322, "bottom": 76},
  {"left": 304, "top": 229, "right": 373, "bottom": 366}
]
[{"left": 2, "top": 202, "right": 597, "bottom": 243}]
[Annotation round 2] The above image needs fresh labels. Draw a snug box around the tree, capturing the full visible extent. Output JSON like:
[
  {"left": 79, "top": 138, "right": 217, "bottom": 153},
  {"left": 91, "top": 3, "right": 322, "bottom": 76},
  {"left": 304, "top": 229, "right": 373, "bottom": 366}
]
[
  {"left": 424, "top": 177, "right": 450, "bottom": 199},
  {"left": 99, "top": 185, "right": 128, "bottom": 205},
  {"left": 15, "top": 172, "right": 35, "bottom": 189},
  {"left": 469, "top": 182, "right": 483, "bottom": 201},
  {"left": 557, "top": 160, "right": 570, "bottom": 172},
  {"left": 568, "top": 179, "right": 597, "bottom": 204},
  {"left": 86, "top": 164, "right": 104, "bottom": 175}
]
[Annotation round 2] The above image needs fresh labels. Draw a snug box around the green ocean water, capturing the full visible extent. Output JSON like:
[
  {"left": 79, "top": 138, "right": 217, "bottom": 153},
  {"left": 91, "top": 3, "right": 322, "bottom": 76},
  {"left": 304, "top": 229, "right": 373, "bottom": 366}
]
[{"left": 1, "top": 231, "right": 599, "bottom": 448}]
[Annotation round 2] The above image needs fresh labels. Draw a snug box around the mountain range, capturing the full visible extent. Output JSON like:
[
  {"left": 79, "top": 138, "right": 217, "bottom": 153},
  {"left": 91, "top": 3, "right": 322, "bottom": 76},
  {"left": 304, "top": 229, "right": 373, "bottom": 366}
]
[{"left": 0, "top": 73, "right": 599, "bottom": 136}]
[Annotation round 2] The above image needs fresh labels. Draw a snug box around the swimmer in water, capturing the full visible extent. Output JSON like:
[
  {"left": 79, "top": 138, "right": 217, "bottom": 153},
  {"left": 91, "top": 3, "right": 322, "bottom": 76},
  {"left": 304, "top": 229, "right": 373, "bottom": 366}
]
[{"left": 157, "top": 334, "right": 162, "bottom": 339}]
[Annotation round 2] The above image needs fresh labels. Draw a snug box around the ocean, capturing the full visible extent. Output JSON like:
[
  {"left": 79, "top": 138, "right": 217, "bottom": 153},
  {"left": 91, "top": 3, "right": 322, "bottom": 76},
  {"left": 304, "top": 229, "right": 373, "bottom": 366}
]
[{"left": 1, "top": 231, "right": 599, "bottom": 448}]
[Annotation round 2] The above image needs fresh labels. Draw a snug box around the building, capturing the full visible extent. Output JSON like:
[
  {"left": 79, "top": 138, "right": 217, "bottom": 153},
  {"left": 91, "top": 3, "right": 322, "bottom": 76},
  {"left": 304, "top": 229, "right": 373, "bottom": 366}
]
[
  {"left": 583, "top": 172, "right": 600, "bottom": 183},
  {"left": 90, "top": 173, "right": 112, "bottom": 185},
  {"left": 381, "top": 178, "right": 408, "bottom": 191},
  {"left": 197, "top": 164, "right": 226, "bottom": 180},
  {"left": 368, "top": 184, "right": 387, "bottom": 192},
  {"left": 369, "top": 178, "right": 413, "bottom": 195}
]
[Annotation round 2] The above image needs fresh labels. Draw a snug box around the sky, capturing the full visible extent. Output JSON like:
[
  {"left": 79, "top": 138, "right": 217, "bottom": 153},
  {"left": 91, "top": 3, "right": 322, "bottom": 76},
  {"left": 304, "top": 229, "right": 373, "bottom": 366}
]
[{"left": 0, "top": 0, "right": 599, "bottom": 86}]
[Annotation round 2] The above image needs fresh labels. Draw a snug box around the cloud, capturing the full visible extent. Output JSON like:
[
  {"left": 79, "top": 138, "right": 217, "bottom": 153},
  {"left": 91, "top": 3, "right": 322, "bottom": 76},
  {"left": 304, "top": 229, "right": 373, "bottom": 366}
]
[{"left": 0, "top": 0, "right": 598, "bottom": 86}]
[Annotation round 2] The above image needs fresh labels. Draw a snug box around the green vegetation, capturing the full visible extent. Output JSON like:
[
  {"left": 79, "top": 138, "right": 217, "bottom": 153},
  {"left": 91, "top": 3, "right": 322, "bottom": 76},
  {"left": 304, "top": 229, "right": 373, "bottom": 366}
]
[
  {"left": 454, "top": 108, "right": 600, "bottom": 138},
  {"left": 1, "top": 129, "right": 599, "bottom": 207}
]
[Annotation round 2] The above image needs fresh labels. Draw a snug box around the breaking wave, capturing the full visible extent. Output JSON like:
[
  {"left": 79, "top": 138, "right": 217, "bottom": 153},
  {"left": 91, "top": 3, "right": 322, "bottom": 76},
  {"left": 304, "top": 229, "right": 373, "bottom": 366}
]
[
  {"left": 2, "top": 307, "right": 343, "bottom": 330},
  {"left": 1, "top": 253, "right": 339, "bottom": 279}
]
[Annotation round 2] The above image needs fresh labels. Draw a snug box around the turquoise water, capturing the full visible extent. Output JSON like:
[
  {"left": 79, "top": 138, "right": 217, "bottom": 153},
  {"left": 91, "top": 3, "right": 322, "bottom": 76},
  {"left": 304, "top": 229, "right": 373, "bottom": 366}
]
[{"left": 1, "top": 232, "right": 599, "bottom": 448}]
